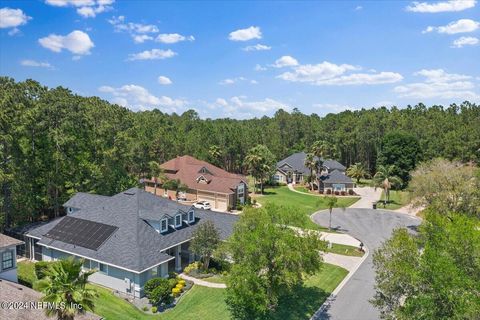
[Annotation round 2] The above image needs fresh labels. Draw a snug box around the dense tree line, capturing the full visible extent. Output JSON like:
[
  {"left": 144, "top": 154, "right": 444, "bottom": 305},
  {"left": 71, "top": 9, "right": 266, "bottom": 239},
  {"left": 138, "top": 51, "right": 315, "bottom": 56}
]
[{"left": 1, "top": 77, "right": 479, "bottom": 228}]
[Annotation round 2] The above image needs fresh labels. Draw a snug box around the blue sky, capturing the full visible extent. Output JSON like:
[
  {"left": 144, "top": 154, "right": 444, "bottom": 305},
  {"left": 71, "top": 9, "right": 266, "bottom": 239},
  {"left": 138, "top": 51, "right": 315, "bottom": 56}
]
[{"left": 0, "top": 0, "right": 479, "bottom": 119}]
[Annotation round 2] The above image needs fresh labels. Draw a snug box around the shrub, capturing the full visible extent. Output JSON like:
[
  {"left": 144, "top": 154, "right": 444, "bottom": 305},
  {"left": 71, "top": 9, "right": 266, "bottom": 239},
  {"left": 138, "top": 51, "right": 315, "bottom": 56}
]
[
  {"left": 144, "top": 277, "right": 169, "bottom": 298},
  {"left": 168, "top": 271, "right": 178, "bottom": 279},
  {"left": 142, "top": 306, "right": 148, "bottom": 312},
  {"left": 319, "top": 190, "right": 324, "bottom": 194},
  {"left": 252, "top": 199, "right": 257, "bottom": 205},
  {"left": 172, "top": 287, "right": 181, "bottom": 297},
  {"left": 176, "top": 283, "right": 184, "bottom": 291},
  {"left": 168, "top": 278, "right": 178, "bottom": 289},
  {"left": 334, "top": 191, "right": 340, "bottom": 195},
  {"left": 178, "top": 279, "right": 186, "bottom": 286},
  {"left": 151, "top": 306, "right": 157, "bottom": 313},
  {"left": 326, "top": 189, "right": 332, "bottom": 195},
  {"left": 348, "top": 189, "right": 354, "bottom": 195},
  {"left": 34, "top": 261, "right": 54, "bottom": 280},
  {"left": 149, "top": 281, "right": 171, "bottom": 305},
  {"left": 183, "top": 262, "right": 201, "bottom": 275},
  {"left": 341, "top": 191, "right": 346, "bottom": 196}
]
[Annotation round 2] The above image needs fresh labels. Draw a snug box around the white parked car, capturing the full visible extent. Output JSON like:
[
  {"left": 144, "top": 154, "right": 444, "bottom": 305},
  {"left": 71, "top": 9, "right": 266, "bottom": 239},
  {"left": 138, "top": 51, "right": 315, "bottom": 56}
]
[{"left": 193, "top": 201, "right": 211, "bottom": 210}]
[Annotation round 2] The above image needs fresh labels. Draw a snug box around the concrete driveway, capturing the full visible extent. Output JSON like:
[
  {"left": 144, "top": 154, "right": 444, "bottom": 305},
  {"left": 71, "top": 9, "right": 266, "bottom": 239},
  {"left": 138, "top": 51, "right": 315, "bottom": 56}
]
[
  {"left": 311, "top": 208, "right": 421, "bottom": 320},
  {"left": 349, "top": 187, "right": 382, "bottom": 209}
]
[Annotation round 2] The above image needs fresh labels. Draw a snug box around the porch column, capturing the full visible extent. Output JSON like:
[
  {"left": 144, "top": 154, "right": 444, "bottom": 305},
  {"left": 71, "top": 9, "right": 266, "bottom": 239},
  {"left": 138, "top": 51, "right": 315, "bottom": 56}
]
[{"left": 175, "top": 245, "right": 181, "bottom": 272}]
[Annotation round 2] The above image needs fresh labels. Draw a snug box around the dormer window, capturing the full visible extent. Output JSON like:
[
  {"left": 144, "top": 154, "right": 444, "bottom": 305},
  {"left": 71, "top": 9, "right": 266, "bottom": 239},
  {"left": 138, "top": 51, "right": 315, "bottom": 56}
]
[
  {"left": 160, "top": 218, "right": 168, "bottom": 233},
  {"left": 196, "top": 175, "right": 209, "bottom": 184},
  {"left": 175, "top": 214, "right": 182, "bottom": 228},
  {"left": 198, "top": 166, "right": 212, "bottom": 175},
  {"left": 188, "top": 210, "right": 195, "bottom": 223}
]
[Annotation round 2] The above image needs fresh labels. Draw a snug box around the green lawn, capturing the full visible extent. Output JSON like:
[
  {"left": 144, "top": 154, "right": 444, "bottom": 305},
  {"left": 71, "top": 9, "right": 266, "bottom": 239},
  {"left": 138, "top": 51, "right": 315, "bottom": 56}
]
[
  {"left": 255, "top": 186, "right": 359, "bottom": 229},
  {"left": 355, "top": 178, "right": 373, "bottom": 187},
  {"left": 91, "top": 284, "right": 229, "bottom": 320},
  {"left": 202, "top": 275, "right": 226, "bottom": 284},
  {"left": 17, "top": 260, "right": 347, "bottom": 320},
  {"left": 379, "top": 190, "right": 411, "bottom": 210},
  {"left": 273, "top": 263, "right": 349, "bottom": 319},
  {"left": 328, "top": 243, "right": 364, "bottom": 257}
]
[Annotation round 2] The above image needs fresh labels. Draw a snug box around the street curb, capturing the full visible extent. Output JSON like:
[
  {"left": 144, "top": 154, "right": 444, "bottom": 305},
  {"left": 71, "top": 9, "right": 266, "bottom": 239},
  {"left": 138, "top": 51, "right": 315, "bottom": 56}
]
[{"left": 310, "top": 241, "right": 370, "bottom": 320}]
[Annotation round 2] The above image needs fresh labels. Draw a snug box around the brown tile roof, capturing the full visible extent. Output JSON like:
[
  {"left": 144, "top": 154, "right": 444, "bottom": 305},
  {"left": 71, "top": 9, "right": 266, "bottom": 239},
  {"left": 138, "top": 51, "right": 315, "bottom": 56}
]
[
  {"left": 0, "top": 279, "right": 101, "bottom": 320},
  {"left": 150, "top": 155, "right": 247, "bottom": 194},
  {"left": 0, "top": 233, "right": 24, "bottom": 249}
]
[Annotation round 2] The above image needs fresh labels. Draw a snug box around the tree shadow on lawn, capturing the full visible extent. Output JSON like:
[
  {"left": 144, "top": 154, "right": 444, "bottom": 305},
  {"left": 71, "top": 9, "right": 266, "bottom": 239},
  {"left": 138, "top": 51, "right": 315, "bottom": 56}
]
[{"left": 272, "top": 285, "right": 330, "bottom": 320}]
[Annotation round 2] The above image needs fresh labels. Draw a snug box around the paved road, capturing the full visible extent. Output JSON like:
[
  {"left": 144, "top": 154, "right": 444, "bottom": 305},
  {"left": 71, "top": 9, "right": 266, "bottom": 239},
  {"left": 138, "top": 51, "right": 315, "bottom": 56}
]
[{"left": 312, "top": 208, "right": 421, "bottom": 320}]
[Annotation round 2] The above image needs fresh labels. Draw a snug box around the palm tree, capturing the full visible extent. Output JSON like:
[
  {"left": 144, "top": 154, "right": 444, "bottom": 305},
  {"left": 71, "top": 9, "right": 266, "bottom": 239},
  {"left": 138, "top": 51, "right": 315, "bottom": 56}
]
[
  {"left": 148, "top": 160, "right": 166, "bottom": 196},
  {"left": 326, "top": 196, "right": 338, "bottom": 230},
  {"left": 311, "top": 141, "right": 332, "bottom": 193},
  {"left": 373, "top": 165, "right": 402, "bottom": 203},
  {"left": 346, "top": 162, "right": 370, "bottom": 184},
  {"left": 244, "top": 145, "right": 276, "bottom": 194},
  {"left": 35, "top": 258, "right": 98, "bottom": 320},
  {"left": 304, "top": 153, "right": 317, "bottom": 190}
]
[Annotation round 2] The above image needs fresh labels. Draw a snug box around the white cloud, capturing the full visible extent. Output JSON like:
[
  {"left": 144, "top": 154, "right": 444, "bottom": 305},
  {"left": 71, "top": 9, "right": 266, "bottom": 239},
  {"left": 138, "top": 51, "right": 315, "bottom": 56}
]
[
  {"left": 157, "top": 76, "right": 172, "bottom": 85},
  {"left": 219, "top": 77, "right": 257, "bottom": 85},
  {"left": 155, "top": 33, "right": 194, "bottom": 44},
  {"left": 210, "top": 96, "right": 290, "bottom": 118},
  {"left": 20, "top": 59, "right": 52, "bottom": 68},
  {"left": 394, "top": 69, "right": 479, "bottom": 100},
  {"left": 229, "top": 26, "right": 262, "bottom": 41},
  {"left": 108, "top": 16, "right": 159, "bottom": 33},
  {"left": 0, "top": 8, "right": 31, "bottom": 30},
  {"left": 451, "top": 36, "right": 479, "bottom": 48},
  {"left": 254, "top": 64, "right": 267, "bottom": 71},
  {"left": 355, "top": 5, "right": 363, "bottom": 10},
  {"left": 132, "top": 34, "right": 153, "bottom": 43},
  {"left": 45, "top": 0, "right": 113, "bottom": 18},
  {"left": 98, "top": 84, "right": 186, "bottom": 112},
  {"left": 406, "top": 0, "right": 476, "bottom": 13},
  {"left": 242, "top": 44, "right": 271, "bottom": 51},
  {"left": 272, "top": 55, "right": 299, "bottom": 68},
  {"left": 277, "top": 60, "right": 403, "bottom": 85},
  {"left": 423, "top": 19, "right": 479, "bottom": 34},
  {"left": 39, "top": 30, "right": 94, "bottom": 55},
  {"left": 127, "top": 49, "right": 176, "bottom": 61},
  {"left": 313, "top": 103, "right": 357, "bottom": 113}
]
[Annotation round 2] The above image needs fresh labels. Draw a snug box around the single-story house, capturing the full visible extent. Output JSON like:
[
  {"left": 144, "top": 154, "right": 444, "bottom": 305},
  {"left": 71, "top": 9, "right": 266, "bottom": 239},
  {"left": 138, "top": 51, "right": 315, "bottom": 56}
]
[
  {"left": 24, "top": 187, "right": 237, "bottom": 298},
  {"left": 274, "top": 152, "right": 347, "bottom": 185},
  {"left": 0, "top": 279, "right": 100, "bottom": 320},
  {"left": 0, "top": 233, "right": 24, "bottom": 283},
  {"left": 144, "top": 155, "right": 248, "bottom": 211},
  {"left": 319, "top": 169, "right": 355, "bottom": 192}
]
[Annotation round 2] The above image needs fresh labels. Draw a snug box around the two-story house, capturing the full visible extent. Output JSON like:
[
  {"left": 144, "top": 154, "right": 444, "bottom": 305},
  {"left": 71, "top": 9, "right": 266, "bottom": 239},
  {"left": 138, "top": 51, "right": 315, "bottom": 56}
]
[
  {"left": 24, "top": 187, "right": 237, "bottom": 298},
  {"left": 145, "top": 155, "right": 248, "bottom": 211}
]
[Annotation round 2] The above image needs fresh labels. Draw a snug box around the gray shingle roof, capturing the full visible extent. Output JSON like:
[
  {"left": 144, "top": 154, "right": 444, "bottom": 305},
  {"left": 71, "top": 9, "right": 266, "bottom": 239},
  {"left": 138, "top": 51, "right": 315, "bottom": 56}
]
[
  {"left": 277, "top": 152, "right": 346, "bottom": 174},
  {"left": 320, "top": 169, "right": 353, "bottom": 184},
  {"left": 0, "top": 233, "right": 24, "bottom": 249},
  {"left": 28, "top": 188, "right": 238, "bottom": 273},
  {"left": 63, "top": 192, "right": 110, "bottom": 210}
]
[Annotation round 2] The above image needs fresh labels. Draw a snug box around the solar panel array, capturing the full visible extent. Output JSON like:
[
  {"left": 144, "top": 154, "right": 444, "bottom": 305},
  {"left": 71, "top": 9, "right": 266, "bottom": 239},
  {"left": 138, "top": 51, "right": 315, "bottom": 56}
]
[{"left": 45, "top": 216, "right": 118, "bottom": 251}]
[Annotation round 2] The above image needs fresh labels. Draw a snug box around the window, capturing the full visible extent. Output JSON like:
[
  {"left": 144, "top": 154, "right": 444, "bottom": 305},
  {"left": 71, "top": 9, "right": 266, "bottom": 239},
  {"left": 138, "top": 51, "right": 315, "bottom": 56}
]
[
  {"left": 237, "top": 184, "right": 245, "bottom": 198},
  {"left": 175, "top": 214, "right": 182, "bottom": 227},
  {"left": 99, "top": 263, "right": 107, "bottom": 273},
  {"left": 188, "top": 210, "right": 195, "bottom": 223},
  {"left": 160, "top": 218, "right": 168, "bottom": 233},
  {"left": 82, "top": 259, "right": 91, "bottom": 270},
  {"left": 151, "top": 267, "right": 158, "bottom": 277},
  {"left": 2, "top": 250, "right": 13, "bottom": 270}
]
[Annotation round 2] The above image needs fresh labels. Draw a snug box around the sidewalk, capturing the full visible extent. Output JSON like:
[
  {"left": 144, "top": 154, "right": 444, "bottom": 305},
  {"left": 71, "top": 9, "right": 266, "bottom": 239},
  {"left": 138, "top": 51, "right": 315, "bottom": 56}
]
[
  {"left": 179, "top": 273, "right": 226, "bottom": 289},
  {"left": 322, "top": 252, "right": 362, "bottom": 272}
]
